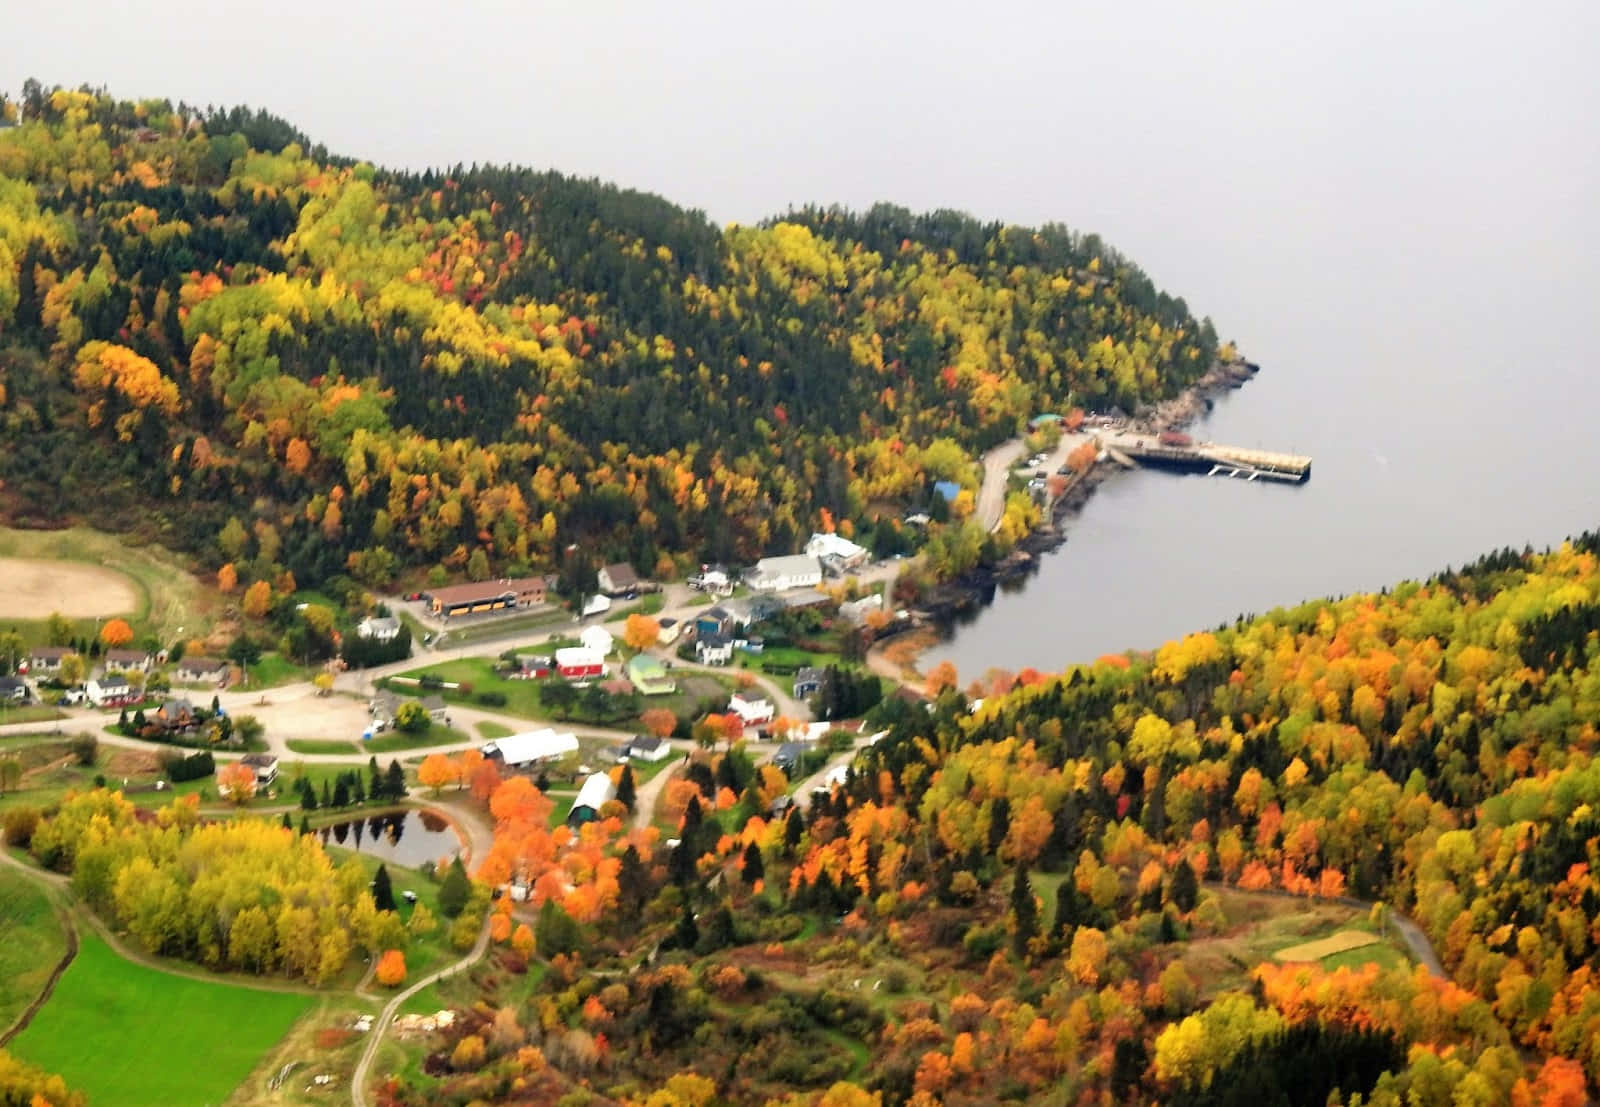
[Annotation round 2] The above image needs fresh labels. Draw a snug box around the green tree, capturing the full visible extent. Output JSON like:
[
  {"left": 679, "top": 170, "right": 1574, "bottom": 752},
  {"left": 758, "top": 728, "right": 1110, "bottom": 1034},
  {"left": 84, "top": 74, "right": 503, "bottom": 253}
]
[
  {"left": 438, "top": 857, "right": 471, "bottom": 917},
  {"left": 616, "top": 763, "right": 637, "bottom": 812},
  {"left": 70, "top": 733, "right": 98, "bottom": 767},
  {"left": 46, "top": 612, "right": 73, "bottom": 647},
  {"left": 535, "top": 897, "right": 584, "bottom": 957},
  {"left": 1170, "top": 857, "right": 1198, "bottom": 914},
  {"left": 394, "top": 701, "right": 431, "bottom": 734},
  {"left": 385, "top": 759, "right": 407, "bottom": 798},
  {"left": 742, "top": 841, "right": 765, "bottom": 886},
  {"left": 372, "top": 863, "right": 397, "bottom": 912},
  {"left": 1011, "top": 867, "right": 1038, "bottom": 957}
]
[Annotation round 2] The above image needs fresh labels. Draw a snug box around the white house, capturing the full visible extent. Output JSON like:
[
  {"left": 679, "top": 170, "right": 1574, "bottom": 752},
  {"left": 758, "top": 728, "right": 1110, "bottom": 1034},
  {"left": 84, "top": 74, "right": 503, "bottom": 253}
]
[
  {"left": 745, "top": 555, "right": 822, "bottom": 593},
  {"left": 239, "top": 753, "right": 279, "bottom": 786},
  {"left": 622, "top": 735, "right": 672, "bottom": 763},
  {"left": 87, "top": 673, "right": 135, "bottom": 707},
  {"left": 579, "top": 625, "right": 615, "bottom": 657},
  {"left": 839, "top": 593, "right": 885, "bottom": 626},
  {"left": 581, "top": 594, "right": 613, "bottom": 617},
  {"left": 175, "top": 657, "right": 229, "bottom": 685},
  {"left": 483, "top": 729, "right": 580, "bottom": 770},
  {"left": 805, "top": 532, "right": 869, "bottom": 574},
  {"left": 656, "top": 617, "right": 683, "bottom": 645},
  {"left": 356, "top": 616, "right": 401, "bottom": 642},
  {"left": 695, "top": 635, "right": 733, "bottom": 666},
  {"left": 596, "top": 563, "right": 641, "bottom": 596},
  {"left": 26, "top": 646, "right": 73, "bottom": 675},
  {"left": 688, "top": 565, "right": 735, "bottom": 596},
  {"left": 727, "top": 692, "right": 775, "bottom": 726},
  {"left": 103, "top": 648, "right": 153, "bottom": 673}
]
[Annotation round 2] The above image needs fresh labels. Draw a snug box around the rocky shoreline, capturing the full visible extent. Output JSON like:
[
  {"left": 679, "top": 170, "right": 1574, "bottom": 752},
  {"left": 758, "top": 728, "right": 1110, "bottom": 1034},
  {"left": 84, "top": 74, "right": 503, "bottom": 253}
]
[{"left": 910, "top": 358, "right": 1260, "bottom": 627}]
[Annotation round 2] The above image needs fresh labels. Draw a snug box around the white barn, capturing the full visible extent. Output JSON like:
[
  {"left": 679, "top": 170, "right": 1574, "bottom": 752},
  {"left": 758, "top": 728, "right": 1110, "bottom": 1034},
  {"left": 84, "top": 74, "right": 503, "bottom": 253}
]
[{"left": 483, "top": 729, "right": 579, "bottom": 770}]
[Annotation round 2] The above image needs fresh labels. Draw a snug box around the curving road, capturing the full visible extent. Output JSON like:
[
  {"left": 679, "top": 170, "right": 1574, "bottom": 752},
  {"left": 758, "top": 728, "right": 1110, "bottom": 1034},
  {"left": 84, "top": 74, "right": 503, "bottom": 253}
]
[{"left": 350, "top": 913, "right": 493, "bottom": 1107}]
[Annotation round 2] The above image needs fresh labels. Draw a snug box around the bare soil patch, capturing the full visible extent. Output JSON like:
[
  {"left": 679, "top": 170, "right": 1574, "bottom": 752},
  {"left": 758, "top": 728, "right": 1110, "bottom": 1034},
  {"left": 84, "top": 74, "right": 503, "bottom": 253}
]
[{"left": 0, "top": 558, "right": 139, "bottom": 619}]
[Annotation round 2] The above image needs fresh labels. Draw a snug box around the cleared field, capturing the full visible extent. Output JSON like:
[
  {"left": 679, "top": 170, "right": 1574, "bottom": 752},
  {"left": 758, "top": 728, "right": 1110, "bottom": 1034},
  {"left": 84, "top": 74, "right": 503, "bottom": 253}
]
[
  {"left": 0, "top": 526, "right": 219, "bottom": 643},
  {"left": 285, "top": 739, "right": 360, "bottom": 756},
  {"left": 0, "top": 867, "right": 70, "bottom": 1035},
  {"left": 1274, "top": 929, "right": 1380, "bottom": 963},
  {"left": 9, "top": 934, "right": 314, "bottom": 1107},
  {"left": 0, "top": 557, "right": 139, "bottom": 619}
]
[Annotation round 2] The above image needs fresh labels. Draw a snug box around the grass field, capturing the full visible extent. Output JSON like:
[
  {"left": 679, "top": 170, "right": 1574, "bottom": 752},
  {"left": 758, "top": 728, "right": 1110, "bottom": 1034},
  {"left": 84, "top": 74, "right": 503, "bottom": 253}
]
[
  {"left": 9, "top": 934, "right": 314, "bottom": 1107},
  {"left": 476, "top": 720, "right": 514, "bottom": 740},
  {"left": 362, "top": 724, "right": 472, "bottom": 755},
  {"left": 284, "top": 738, "right": 360, "bottom": 756},
  {"left": 1274, "top": 930, "right": 1379, "bottom": 962},
  {"left": 0, "top": 525, "right": 219, "bottom": 646},
  {"left": 241, "top": 652, "right": 309, "bottom": 690},
  {"left": 0, "top": 867, "right": 69, "bottom": 1033}
]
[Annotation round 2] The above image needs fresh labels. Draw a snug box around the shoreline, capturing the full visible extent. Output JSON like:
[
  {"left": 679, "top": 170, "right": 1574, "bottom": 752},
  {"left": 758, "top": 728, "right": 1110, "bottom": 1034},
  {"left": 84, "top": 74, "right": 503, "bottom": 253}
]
[{"left": 878, "top": 359, "right": 1260, "bottom": 686}]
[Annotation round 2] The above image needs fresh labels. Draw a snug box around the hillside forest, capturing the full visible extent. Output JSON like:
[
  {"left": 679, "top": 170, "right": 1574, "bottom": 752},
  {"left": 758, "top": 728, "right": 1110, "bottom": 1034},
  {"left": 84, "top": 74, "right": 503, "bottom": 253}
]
[
  {"left": 314, "top": 532, "right": 1600, "bottom": 1106},
  {"left": 0, "top": 82, "right": 1219, "bottom": 596}
]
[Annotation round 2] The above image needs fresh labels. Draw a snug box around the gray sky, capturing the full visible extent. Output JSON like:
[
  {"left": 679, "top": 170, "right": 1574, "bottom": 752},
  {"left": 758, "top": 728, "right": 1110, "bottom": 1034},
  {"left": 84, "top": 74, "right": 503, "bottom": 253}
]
[{"left": 7, "top": 0, "right": 1598, "bottom": 358}]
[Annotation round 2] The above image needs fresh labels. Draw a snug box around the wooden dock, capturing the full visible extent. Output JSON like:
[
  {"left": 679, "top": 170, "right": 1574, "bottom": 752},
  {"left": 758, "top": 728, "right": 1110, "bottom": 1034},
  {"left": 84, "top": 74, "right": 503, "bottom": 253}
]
[{"left": 1101, "top": 433, "right": 1312, "bottom": 483}]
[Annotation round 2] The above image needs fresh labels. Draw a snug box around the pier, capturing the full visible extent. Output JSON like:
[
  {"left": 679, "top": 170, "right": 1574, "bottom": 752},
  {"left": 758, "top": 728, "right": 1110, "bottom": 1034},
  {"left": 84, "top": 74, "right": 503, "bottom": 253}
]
[{"left": 1101, "top": 432, "right": 1312, "bottom": 483}]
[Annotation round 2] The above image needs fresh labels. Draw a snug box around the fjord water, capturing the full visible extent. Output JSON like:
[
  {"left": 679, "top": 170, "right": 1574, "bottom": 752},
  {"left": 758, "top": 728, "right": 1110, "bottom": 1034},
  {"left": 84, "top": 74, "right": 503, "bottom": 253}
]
[{"left": 925, "top": 237, "right": 1600, "bottom": 674}]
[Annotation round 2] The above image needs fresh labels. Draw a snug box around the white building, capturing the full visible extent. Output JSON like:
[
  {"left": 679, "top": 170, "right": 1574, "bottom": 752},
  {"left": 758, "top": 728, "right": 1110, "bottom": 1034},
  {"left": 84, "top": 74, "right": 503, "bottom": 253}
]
[
  {"left": 357, "top": 616, "right": 401, "bottom": 641},
  {"left": 745, "top": 555, "right": 822, "bottom": 593},
  {"left": 579, "top": 625, "right": 615, "bottom": 657},
  {"left": 728, "top": 692, "right": 775, "bottom": 725},
  {"left": 805, "top": 532, "right": 869, "bottom": 574},
  {"left": 483, "top": 729, "right": 580, "bottom": 769}
]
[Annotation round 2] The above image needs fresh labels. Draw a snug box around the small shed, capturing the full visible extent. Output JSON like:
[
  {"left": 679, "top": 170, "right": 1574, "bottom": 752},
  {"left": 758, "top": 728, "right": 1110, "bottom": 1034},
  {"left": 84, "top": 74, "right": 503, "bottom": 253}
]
[{"left": 567, "top": 772, "right": 618, "bottom": 827}]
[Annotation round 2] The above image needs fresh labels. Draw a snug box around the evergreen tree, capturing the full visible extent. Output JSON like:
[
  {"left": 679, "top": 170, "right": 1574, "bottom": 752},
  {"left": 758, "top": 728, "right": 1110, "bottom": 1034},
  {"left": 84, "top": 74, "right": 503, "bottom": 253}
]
[
  {"left": 1011, "top": 867, "right": 1038, "bottom": 957},
  {"left": 1170, "top": 857, "right": 1199, "bottom": 913},
  {"left": 669, "top": 837, "right": 697, "bottom": 887},
  {"left": 368, "top": 755, "right": 383, "bottom": 801},
  {"left": 616, "top": 763, "right": 636, "bottom": 812},
  {"left": 299, "top": 777, "right": 318, "bottom": 811},
  {"left": 299, "top": 814, "right": 312, "bottom": 836},
  {"left": 372, "top": 863, "right": 397, "bottom": 912},
  {"left": 352, "top": 773, "right": 365, "bottom": 805},
  {"left": 280, "top": 812, "right": 292, "bottom": 830},
  {"left": 673, "top": 904, "right": 699, "bottom": 951},
  {"left": 1053, "top": 876, "right": 1080, "bottom": 938},
  {"left": 988, "top": 795, "right": 1011, "bottom": 853},
  {"left": 333, "top": 777, "right": 350, "bottom": 808},
  {"left": 385, "top": 759, "right": 407, "bottom": 799},
  {"left": 118, "top": 706, "right": 129, "bottom": 730},
  {"left": 535, "top": 769, "right": 549, "bottom": 793},
  {"left": 618, "top": 844, "right": 649, "bottom": 917},
  {"left": 698, "top": 904, "right": 736, "bottom": 954},
  {"left": 438, "top": 857, "right": 471, "bottom": 917},
  {"left": 784, "top": 806, "right": 805, "bottom": 855},
  {"left": 742, "top": 841, "right": 765, "bottom": 886},
  {"left": 321, "top": 780, "right": 332, "bottom": 808}
]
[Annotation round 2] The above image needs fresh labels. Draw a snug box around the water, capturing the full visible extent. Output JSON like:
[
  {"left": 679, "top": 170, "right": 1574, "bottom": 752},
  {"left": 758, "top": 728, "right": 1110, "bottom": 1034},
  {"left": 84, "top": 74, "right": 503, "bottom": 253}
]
[
  {"left": 927, "top": 292, "right": 1600, "bottom": 675},
  {"left": 317, "top": 809, "right": 462, "bottom": 869}
]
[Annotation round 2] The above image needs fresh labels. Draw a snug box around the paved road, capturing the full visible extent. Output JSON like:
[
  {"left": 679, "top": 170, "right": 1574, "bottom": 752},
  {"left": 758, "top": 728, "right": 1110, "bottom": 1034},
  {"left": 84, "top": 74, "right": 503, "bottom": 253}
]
[{"left": 350, "top": 913, "right": 493, "bottom": 1107}]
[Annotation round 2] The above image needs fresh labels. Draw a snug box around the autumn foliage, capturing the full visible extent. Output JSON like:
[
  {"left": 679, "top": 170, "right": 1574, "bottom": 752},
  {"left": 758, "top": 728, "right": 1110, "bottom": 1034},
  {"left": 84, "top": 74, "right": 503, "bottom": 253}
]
[{"left": 375, "top": 949, "right": 406, "bottom": 987}]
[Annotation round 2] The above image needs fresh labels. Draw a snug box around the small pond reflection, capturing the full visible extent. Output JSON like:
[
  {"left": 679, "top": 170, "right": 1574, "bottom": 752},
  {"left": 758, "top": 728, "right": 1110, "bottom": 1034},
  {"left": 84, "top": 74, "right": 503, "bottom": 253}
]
[{"left": 318, "top": 808, "right": 461, "bottom": 867}]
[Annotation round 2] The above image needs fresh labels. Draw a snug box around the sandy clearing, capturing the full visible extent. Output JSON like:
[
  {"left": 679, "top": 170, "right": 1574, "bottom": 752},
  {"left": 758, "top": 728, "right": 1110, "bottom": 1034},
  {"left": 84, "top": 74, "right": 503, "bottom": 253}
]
[{"left": 0, "top": 558, "right": 140, "bottom": 619}]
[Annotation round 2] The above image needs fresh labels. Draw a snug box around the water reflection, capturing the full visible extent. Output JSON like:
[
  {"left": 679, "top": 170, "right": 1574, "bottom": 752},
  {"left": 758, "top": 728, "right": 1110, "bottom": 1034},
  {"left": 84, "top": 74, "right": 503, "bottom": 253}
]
[{"left": 318, "top": 809, "right": 461, "bottom": 867}]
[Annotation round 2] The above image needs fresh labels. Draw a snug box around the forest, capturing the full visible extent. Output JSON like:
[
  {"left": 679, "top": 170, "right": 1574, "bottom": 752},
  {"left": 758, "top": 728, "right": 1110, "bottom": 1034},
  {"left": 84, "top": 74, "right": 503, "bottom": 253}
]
[
  {"left": 0, "top": 82, "right": 1218, "bottom": 598},
  {"left": 355, "top": 532, "right": 1600, "bottom": 1106}
]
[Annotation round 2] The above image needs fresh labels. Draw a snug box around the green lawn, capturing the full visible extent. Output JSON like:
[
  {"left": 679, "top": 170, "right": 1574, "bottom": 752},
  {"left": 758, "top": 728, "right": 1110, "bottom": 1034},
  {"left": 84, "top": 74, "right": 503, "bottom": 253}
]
[
  {"left": 9, "top": 934, "right": 313, "bottom": 1107},
  {"left": 0, "top": 704, "right": 67, "bottom": 727},
  {"left": 362, "top": 724, "right": 472, "bottom": 755},
  {"left": 1321, "top": 941, "right": 1410, "bottom": 973},
  {"left": 284, "top": 738, "right": 360, "bottom": 756},
  {"left": 476, "top": 720, "right": 514, "bottom": 740},
  {"left": 239, "top": 651, "right": 308, "bottom": 689},
  {"left": 0, "top": 867, "right": 69, "bottom": 1032}
]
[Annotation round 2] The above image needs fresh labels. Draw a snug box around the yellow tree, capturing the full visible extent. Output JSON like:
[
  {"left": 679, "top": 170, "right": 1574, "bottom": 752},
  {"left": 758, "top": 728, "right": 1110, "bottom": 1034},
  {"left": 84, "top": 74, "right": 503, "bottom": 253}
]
[
  {"left": 242, "top": 580, "right": 272, "bottom": 619},
  {"left": 216, "top": 563, "right": 238, "bottom": 593}
]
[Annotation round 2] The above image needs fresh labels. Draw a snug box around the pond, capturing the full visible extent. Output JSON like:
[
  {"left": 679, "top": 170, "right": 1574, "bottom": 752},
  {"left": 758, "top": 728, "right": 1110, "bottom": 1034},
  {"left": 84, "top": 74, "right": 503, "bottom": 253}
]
[{"left": 316, "top": 808, "right": 463, "bottom": 868}]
